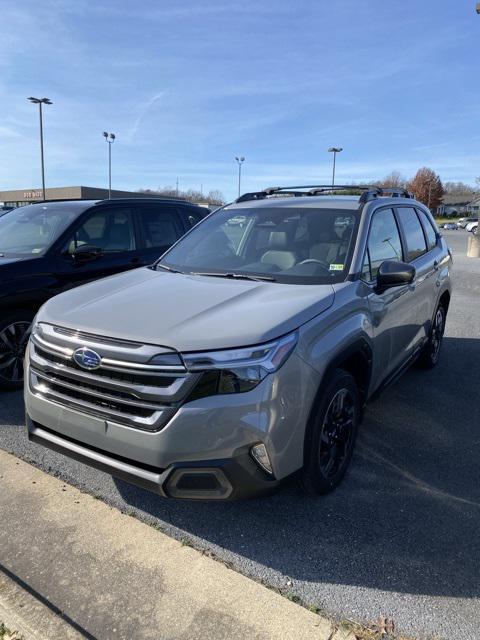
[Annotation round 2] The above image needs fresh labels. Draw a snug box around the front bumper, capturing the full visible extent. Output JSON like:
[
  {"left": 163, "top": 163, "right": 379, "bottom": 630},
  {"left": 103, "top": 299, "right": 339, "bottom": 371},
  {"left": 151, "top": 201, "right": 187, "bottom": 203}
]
[
  {"left": 25, "top": 339, "right": 321, "bottom": 500},
  {"left": 27, "top": 417, "right": 280, "bottom": 500}
]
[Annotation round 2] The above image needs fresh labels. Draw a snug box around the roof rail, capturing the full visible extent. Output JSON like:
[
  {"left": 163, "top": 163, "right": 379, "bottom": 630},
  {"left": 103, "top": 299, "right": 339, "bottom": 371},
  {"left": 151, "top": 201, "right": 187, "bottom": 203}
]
[
  {"left": 235, "top": 184, "right": 413, "bottom": 204},
  {"left": 358, "top": 187, "right": 413, "bottom": 203}
]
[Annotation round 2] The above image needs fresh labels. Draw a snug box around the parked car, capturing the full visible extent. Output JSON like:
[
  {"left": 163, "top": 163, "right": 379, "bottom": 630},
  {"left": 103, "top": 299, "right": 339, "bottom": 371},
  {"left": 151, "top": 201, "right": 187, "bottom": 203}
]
[
  {"left": 465, "top": 220, "right": 478, "bottom": 233},
  {"left": 458, "top": 217, "right": 478, "bottom": 229},
  {"left": 226, "top": 215, "right": 247, "bottom": 227},
  {"left": 442, "top": 222, "right": 458, "bottom": 230},
  {"left": 25, "top": 186, "right": 452, "bottom": 500},
  {"left": 0, "top": 198, "right": 206, "bottom": 388}
]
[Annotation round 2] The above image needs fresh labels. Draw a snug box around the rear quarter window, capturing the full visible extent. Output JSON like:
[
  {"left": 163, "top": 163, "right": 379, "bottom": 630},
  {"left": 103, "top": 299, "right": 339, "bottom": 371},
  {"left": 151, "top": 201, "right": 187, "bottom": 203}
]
[{"left": 416, "top": 209, "right": 437, "bottom": 251}]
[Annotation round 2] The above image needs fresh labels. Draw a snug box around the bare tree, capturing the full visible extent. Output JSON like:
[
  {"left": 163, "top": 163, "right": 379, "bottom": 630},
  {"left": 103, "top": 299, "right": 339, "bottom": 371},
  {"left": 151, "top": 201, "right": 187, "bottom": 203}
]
[
  {"left": 207, "top": 190, "right": 226, "bottom": 205},
  {"left": 407, "top": 167, "right": 445, "bottom": 211},
  {"left": 444, "top": 181, "right": 477, "bottom": 195},
  {"left": 377, "top": 171, "right": 407, "bottom": 189},
  {"left": 139, "top": 186, "right": 226, "bottom": 205}
]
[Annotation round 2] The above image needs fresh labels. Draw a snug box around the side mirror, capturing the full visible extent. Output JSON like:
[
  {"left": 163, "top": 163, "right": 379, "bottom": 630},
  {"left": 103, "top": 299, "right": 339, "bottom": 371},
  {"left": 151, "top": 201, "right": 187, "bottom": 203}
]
[
  {"left": 376, "top": 260, "right": 415, "bottom": 292},
  {"left": 72, "top": 245, "right": 103, "bottom": 262}
]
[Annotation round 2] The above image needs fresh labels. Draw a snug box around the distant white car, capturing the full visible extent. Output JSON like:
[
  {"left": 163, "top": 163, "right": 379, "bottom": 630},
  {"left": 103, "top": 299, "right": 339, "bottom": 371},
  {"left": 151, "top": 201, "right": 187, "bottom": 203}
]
[
  {"left": 458, "top": 217, "right": 478, "bottom": 229},
  {"left": 226, "top": 215, "right": 247, "bottom": 227},
  {"left": 442, "top": 222, "right": 458, "bottom": 230},
  {"left": 465, "top": 221, "right": 478, "bottom": 233}
]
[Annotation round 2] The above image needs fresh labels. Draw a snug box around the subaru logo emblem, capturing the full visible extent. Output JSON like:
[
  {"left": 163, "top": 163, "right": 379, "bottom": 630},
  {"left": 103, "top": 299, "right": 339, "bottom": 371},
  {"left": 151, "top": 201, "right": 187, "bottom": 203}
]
[{"left": 73, "top": 347, "right": 102, "bottom": 370}]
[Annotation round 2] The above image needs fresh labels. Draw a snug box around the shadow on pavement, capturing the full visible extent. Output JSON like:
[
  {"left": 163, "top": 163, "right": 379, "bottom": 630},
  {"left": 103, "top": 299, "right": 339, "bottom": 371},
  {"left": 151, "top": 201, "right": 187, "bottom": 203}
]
[{"left": 114, "top": 335, "right": 480, "bottom": 598}]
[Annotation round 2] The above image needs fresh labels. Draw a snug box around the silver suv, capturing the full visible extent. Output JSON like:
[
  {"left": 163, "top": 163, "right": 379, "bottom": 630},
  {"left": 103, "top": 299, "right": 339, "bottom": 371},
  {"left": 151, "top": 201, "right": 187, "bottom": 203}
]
[{"left": 25, "top": 185, "right": 452, "bottom": 500}]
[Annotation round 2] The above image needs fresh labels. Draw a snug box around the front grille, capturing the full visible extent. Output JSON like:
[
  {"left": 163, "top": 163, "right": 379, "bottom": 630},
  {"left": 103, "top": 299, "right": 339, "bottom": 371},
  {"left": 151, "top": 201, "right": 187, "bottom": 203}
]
[
  {"left": 34, "top": 344, "right": 178, "bottom": 388},
  {"left": 29, "top": 323, "right": 200, "bottom": 431}
]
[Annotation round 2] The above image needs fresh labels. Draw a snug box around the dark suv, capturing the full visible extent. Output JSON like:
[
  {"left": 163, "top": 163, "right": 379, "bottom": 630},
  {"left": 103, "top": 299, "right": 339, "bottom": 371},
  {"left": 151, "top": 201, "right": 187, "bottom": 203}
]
[{"left": 0, "top": 198, "right": 207, "bottom": 388}]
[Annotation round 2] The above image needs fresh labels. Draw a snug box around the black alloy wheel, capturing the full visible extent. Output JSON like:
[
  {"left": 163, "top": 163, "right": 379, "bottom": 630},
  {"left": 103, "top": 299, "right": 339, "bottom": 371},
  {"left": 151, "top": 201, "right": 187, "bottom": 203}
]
[
  {"left": 0, "top": 315, "right": 33, "bottom": 389},
  {"left": 301, "top": 369, "right": 360, "bottom": 495},
  {"left": 318, "top": 387, "right": 356, "bottom": 481},
  {"left": 418, "top": 303, "right": 446, "bottom": 369}
]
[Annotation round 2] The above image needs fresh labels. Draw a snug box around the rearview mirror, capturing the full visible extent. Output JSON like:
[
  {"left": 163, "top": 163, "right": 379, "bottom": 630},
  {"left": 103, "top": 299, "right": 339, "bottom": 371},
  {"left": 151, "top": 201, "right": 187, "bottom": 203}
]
[
  {"left": 376, "top": 260, "right": 415, "bottom": 291},
  {"left": 72, "top": 245, "right": 103, "bottom": 261}
]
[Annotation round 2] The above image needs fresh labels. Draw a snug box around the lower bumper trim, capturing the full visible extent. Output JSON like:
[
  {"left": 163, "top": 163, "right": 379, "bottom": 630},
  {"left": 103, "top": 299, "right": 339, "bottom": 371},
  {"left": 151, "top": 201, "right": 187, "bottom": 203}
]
[{"left": 27, "top": 417, "right": 281, "bottom": 500}]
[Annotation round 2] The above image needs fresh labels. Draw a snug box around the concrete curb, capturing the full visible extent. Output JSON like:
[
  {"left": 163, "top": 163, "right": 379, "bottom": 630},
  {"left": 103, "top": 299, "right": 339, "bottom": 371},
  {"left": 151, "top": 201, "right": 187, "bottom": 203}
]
[
  {"left": 0, "top": 450, "right": 359, "bottom": 640},
  {"left": 0, "top": 570, "right": 83, "bottom": 639}
]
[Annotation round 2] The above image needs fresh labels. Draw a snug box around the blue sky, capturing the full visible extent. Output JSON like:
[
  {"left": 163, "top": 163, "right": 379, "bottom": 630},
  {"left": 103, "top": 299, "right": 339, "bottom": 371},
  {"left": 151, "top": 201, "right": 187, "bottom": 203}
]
[{"left": 1, "top": 0, "right": 479, "bottom": 201}]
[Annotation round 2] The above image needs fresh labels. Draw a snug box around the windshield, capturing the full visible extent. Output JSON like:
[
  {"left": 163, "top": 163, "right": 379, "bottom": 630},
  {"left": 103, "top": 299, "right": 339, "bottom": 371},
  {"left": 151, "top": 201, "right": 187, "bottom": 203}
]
[
  {"left": 0, "top": 205, "right": 80, "bottom": 257},
  {"left": 158, "top": 205, "right": 359, "bottom": 284}
]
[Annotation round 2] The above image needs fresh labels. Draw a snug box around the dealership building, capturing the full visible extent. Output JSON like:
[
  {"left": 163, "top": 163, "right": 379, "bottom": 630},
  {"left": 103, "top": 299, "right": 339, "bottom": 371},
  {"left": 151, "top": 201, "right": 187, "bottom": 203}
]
[{"left": 0, "top": 186, "right": 172, "bottom": 208}]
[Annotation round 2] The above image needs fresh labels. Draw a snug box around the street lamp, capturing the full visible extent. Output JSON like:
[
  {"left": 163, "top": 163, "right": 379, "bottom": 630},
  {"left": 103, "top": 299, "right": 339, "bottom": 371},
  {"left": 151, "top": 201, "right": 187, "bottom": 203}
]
[
  {"left": 235, "top": 156, "right": 245, "bottom": 198},
  {"left": 328, "top": 147, "right": 343, "bottom": 189},
  {"left": 28, "top": 97, "right": 52, "bottom": 201},
  {"left": 103, "top": 132, "right": 116, "bottom": 199}
]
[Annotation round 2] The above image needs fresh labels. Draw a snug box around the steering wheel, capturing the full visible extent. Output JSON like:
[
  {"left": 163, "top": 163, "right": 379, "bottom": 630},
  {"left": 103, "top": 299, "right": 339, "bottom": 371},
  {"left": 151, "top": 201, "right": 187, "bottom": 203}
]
[{"left": 298, "top": 258, "right": 331, "bottom": 273}]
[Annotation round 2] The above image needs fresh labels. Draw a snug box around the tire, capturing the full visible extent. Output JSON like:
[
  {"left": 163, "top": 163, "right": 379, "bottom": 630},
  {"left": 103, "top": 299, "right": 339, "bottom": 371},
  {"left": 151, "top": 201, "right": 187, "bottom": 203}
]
[
  {"left": 417, "top": 303, "right": 446, "bottom": 370},
  {"left": 301, "top": 369, "right": 360, "bottom": 495},
  {"left": 0, "top": 311, "right": 34, "bottom": 390}
]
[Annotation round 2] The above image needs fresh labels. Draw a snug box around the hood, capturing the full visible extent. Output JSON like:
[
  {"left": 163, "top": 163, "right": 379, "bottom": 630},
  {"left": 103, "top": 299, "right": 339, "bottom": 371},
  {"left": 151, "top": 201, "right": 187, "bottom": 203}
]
[
  {"left": 0, "top": 255, "right": 35, "bottom": 267},
  {"left": 37, "top": 267, "right": 335, "bottom": 352}
]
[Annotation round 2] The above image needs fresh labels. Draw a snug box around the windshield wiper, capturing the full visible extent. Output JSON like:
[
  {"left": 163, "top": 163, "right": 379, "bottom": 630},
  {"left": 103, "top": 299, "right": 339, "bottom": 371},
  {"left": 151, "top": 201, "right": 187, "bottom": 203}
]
[
  {"left": 192, "top": 272, "right": 276, "bottom": 282},
  {"left": 155, "top": 263, "right": 183, "bottom": 274}
]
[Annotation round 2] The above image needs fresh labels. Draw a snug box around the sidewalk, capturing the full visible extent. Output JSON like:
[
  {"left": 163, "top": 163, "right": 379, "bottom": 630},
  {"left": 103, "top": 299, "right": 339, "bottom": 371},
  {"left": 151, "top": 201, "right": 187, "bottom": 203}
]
[{"left": 0, "top": 450, "right": 357, "bottom": 640}]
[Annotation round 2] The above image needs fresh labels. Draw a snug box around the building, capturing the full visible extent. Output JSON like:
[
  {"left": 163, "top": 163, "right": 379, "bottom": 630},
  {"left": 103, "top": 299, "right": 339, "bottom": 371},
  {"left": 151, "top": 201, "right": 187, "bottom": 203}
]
[
  {"left": 0, "top": 186, "right": 176, "bottom": 208},
  {"left": 466, "top": 194, "right": 480, "bottom": 214},
  {"left": 436, "top": 193, "right": 479, "bottom": 217}
]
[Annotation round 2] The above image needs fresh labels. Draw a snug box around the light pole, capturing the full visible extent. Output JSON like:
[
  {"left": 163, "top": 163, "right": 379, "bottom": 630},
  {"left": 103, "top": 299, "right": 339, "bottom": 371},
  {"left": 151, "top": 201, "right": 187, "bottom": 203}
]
[
  {"left": 28, "top": 97, "right": 52, "bottom": 201},
  {"left": 328, "top": 147, "right": 343, "bottom": 189},
  {"left": 235, "top": 156, "right": 245, "bottom": 198},
  {"left": 103, "top": 132, "right": 116, "bottom": 198},
  {"left": 469, "top": 2, "right": 480, "bottom": 255}
]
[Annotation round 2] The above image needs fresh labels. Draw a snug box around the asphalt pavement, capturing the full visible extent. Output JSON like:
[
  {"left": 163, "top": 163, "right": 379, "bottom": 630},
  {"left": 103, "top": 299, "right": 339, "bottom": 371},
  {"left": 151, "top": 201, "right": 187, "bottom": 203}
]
[{"left": 1, "top": 230, "right": 479, "bottom": 640}]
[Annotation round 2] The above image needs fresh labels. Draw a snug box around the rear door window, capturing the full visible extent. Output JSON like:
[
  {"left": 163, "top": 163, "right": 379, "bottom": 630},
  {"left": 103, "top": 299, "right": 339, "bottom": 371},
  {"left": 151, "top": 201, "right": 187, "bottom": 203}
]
[
  {"left": 396, "top": 207, "right": 427, "bottom": 261},
  {"left": 416, "top": 209, "right": 437, "bottom": 251},
  {"left": 365, "top": 208, "right": 403, "bottom": 280},
  {"left": 180, "top": 207, "right": 204, "bottom": 229}
]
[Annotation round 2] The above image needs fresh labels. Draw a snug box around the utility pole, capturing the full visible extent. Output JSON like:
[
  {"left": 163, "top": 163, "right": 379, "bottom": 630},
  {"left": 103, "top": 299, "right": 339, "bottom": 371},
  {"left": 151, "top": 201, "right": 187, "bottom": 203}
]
[
  {"left": 28, "top": 97, "right": 52, "bottom": 201},
  {"left": 328, "top": 147, "right": 343, "bottom": 189},
  {"left": 176, "top": 177, "right": 179, "bottom": 197},
  {"left": 102, "top": 132, "right": 115, "bottom": 198},
  {"left": 235, "top": 156, "right": 245, "bottom": 198}
]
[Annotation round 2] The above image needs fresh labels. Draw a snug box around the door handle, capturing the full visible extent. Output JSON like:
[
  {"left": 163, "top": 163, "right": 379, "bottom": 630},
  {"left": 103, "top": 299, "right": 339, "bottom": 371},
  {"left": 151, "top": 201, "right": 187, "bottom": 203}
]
[{"left": 433, "top": 260, "right": 439, "bottom": 271}]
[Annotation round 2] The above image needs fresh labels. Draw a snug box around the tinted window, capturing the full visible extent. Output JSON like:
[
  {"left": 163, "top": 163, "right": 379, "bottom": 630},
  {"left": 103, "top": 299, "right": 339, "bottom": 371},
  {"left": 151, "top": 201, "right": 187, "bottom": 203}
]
[
  {"left": 139, "top": 207, "right": 183, "bottom": 249},
  {"left": 417, "top": 209, "right": 437, "bottom": 250},
  {"left": 366, "top": 208, "right": 403, "bottom": 280},
  {"left": 67, "top": 208, "right": 136, "bottom": 254},
  {"left": 182, "top": 208, "right": 204, "bottom": 228},
  {"left": 0, "top": 204, "right": 79, "bottom": 256},
  {"left": 397, "top": 207, "right": 427, "bottom": 261}
]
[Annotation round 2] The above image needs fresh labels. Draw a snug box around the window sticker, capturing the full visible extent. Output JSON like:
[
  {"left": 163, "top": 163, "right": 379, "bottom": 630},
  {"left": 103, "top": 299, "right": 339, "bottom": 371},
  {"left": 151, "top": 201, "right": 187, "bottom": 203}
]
[{"left": 330, "top": 263, "right": 344, "bottom": 271}]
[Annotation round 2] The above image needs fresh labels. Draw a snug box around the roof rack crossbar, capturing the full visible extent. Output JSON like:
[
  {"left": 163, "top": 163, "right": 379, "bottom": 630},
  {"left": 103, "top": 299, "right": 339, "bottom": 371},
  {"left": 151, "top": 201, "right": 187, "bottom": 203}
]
[{"left": 235, "top": 184, "right": 413, "bottom": 204}]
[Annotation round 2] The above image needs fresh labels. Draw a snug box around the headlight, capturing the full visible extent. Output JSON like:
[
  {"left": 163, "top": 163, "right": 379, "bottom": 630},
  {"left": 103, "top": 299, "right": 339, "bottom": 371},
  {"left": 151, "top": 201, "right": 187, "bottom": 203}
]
[
  {"left": 183, "top": 331, "right": 298, "bottom": 398},
  {"left": 30, "top": 317, "right": 40, "bottom": 339}
]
